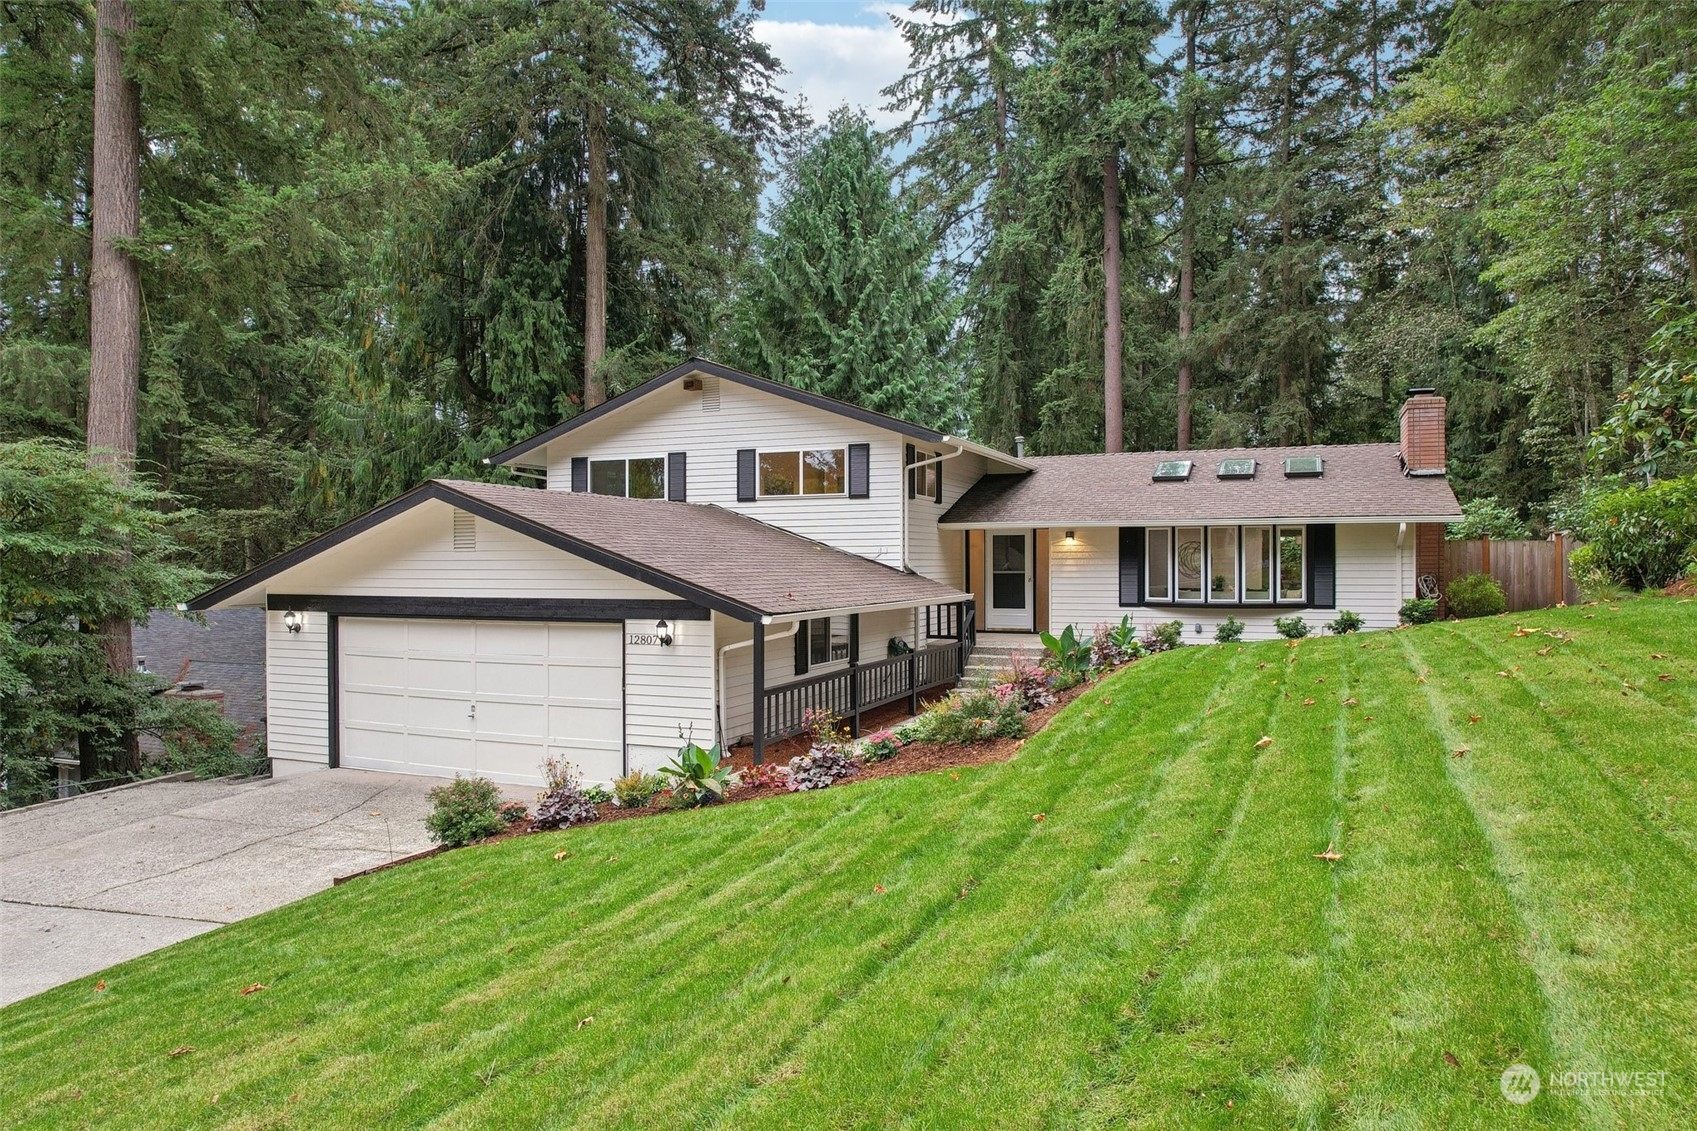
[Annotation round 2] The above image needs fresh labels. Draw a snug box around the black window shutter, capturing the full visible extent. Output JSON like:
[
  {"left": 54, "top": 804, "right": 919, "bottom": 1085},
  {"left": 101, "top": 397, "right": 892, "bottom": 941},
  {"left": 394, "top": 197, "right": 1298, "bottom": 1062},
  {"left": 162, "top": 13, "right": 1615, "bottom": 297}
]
[
  {"left": 570, "top": 457, "right": 588, "bottom": 493},
  {"left": 1119, "top": 527, "right": 1145, "bottom": 606},
  {"left": 1307, "top": 524, "right": 1337, "bottom": 607},
  {"left": 934, "top": 453, "right": 944, "bottom": 503},
  {"left": 736, "top": 448, "right": 756, "bottom": 502},
  {"left": 905, "top": 444, "right": 916, "bottom": 498},
  {"left": 794, "top": 620, "right": 810, "bottom": 675},
  {"left": 666, "top": 452, "right": 687, "bottom": 501},
  {"left": 847, "top": 443, "right": 870, "bottom": 498}
]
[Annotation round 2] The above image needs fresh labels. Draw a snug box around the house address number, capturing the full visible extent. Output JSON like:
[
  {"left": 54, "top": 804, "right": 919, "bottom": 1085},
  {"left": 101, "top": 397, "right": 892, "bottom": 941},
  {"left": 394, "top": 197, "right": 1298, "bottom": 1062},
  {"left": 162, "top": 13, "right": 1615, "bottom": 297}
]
[{"left": 626, "top": 632, "right": 667, "bottom": 646}]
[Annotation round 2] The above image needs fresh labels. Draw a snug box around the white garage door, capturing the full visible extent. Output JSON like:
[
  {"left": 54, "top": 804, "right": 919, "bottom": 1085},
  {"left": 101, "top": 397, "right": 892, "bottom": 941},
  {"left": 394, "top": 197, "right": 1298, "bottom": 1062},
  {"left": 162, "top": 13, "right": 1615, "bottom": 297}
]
[{"left": 338, "top": 618, "right": 623, "bottom": 786}]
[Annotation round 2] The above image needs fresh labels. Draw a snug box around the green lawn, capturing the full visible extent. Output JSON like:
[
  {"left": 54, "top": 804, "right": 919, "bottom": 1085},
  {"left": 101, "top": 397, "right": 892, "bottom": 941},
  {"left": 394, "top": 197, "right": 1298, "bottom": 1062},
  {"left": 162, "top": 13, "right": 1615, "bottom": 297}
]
[{"left": 4, "top": 600, "right": 1695, "bottom": 1129}]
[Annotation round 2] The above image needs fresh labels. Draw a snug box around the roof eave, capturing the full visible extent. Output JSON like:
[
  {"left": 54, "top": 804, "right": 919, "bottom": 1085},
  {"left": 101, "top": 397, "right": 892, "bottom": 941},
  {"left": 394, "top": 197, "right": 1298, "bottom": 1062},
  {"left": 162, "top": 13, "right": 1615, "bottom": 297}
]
[{"left": 938, "top": 513, "right": 1465, "bottom": 529}]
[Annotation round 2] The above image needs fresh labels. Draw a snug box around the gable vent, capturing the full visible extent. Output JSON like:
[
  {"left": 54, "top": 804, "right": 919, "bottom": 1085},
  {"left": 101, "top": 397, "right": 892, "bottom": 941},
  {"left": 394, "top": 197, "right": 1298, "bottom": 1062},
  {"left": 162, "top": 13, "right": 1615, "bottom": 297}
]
[
  {"left": 700, "top": 377, "right": 721, "bottom": 413},
  {"left": 452, "top": 510, "right": 476, "bottom": 551}
]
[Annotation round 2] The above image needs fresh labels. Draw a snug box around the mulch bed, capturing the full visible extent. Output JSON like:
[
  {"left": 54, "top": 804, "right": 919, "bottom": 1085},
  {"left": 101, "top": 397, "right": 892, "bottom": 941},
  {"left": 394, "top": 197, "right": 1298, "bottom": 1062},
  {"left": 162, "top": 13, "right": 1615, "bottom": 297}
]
[{"left": 435, "top": 678, "right": 1096, "bottom": 852}]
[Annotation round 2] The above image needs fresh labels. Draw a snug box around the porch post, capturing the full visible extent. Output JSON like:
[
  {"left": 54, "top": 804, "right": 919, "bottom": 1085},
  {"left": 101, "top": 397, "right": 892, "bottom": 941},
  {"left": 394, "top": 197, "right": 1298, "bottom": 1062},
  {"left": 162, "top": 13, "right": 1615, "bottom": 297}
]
[
  {"left": 751, "top": 618, "right": 766, "bottom": 766},
  {"left": 848, "top": 613, "right": 862, "bottom": 739},
  {"left": 954, "top": 600, "right": 965, "bottom": 682},
  {"left": 907, "top": 646, "right": 919, "bottom": 714}
]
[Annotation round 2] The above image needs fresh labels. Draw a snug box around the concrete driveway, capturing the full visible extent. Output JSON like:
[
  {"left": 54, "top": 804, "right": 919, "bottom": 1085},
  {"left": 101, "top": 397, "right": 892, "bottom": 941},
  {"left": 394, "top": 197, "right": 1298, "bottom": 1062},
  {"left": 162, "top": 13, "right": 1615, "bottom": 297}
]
[{"left": 0, "top": 769, "right": 524, "bottom": 1007}]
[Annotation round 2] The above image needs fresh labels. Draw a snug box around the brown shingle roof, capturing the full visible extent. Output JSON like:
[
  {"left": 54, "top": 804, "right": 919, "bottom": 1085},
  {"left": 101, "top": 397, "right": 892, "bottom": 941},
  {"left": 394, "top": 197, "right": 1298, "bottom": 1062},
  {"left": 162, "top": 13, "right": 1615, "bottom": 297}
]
[
  {"left": 939, "top": 443, "right": 1462, "bottom": 526},
  {"left": 440, "top": 480, "right": 967, "bottom": 618}
]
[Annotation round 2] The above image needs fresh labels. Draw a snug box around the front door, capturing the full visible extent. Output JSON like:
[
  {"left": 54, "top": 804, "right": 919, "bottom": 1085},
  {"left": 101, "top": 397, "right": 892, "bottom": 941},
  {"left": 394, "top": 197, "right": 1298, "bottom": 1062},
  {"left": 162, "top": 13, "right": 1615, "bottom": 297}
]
[{"left": 986, "top": 532, "right": 1034, "bottom": 630}]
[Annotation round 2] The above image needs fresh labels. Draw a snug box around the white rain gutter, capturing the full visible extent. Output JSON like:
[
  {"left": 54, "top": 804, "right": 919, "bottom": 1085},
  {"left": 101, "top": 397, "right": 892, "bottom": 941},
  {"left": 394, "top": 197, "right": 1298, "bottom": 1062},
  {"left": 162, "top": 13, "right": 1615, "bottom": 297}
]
[{"left": 717, "top": 615, "right": 800, "bottom": 749}]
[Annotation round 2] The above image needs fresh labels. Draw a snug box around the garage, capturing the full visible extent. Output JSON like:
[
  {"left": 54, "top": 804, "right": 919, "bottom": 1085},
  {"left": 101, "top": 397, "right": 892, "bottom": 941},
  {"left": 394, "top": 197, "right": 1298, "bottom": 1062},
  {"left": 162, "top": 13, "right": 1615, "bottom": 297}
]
[{"left": 337, "top": 618, "right": 624, "bottom": 786}]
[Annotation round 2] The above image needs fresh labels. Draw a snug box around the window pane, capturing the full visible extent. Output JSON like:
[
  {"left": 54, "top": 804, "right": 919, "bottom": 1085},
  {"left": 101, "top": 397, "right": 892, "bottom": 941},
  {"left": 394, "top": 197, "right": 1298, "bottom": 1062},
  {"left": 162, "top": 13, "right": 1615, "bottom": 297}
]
[
  {"left": 829, "top": 616, "right": 850, "bottom": 661},
  {"left": 759, "top": 451, "right": 800, "bottom": 496},
  {"left": 992, "top": 534, "right": 1025, "bottom": 573},
  {"left": 802, "top": 448, "right": 846, "bottom": 494},
  {"left": 1209, "top": 527, "right": 1239, "bottom": 602},
  {"left": 810, "top": 617, "right": 830, "bottom": 665},
  {"left": 1175, "top": 527, "right": 1204, "bottom": 601},
  {"left": 1243, "top": 526, "right": 1272, "bottom": 601},
  {"left": 589, "top": 459, "right": 625, "bottom": 496},
  {"left": 1279, "top": 527, "right": 1305, "bottom": 600},
  {"left": 1146, "top": 528, "right": 1171, "bottom": 601},
  {"left": 628, "top": 457, "right": 665, "bottom": 499}
]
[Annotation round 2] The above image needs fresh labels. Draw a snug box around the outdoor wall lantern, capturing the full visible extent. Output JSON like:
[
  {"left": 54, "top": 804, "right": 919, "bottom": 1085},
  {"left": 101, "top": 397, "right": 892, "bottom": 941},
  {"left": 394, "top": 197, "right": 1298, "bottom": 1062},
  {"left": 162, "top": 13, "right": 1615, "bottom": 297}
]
[
  {"left": 283, "top": 609, "right": 304, "bottom": 635},
  {"left": 655, "top": 618, "right": 674, "bottom": 647},
  {"left": 1064, "top": 530, "right": 1076, "bottom": 544}
]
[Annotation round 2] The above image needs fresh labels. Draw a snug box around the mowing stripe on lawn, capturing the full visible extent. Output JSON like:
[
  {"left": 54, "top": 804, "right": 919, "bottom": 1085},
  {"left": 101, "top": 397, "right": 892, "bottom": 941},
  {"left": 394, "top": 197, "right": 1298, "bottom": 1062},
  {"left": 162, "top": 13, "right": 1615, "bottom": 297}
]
[
  {"left": 1402, "top": 626, "right": 1697, "bottom": 1130},
  {"left": 1309, "top": 636, "right": 1574, "bottom": 1127},
  {"left": 701, "top": 647, "right": 1244, "bottom": 1129}
]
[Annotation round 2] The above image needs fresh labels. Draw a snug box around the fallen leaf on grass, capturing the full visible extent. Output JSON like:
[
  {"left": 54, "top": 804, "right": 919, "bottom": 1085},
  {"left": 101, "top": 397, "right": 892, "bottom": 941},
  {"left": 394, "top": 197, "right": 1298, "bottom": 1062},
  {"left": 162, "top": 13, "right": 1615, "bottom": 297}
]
[
  {"left": 1255, "top": 736, "right": 1274, "bottom": 749},
  {"left": 239, "top": 983, "right": 266, "bottom": 996},
  {"left": 576, "top": 1016, "right": 593, "bottom": 1030},
  {"left": 873, "top": 884, "right": 887, "bottom": 894},
  {"left": 1452, "top": 748, "right": 1469, "bottom": 759},
  {"left": 94, "top": 980, "right": 106, "bottom": 992},
  {"left": 1032, "top": 813, "right": 1046, "bottom": 822},
  {"left": 1496, "top": 671, "right": 1510, "bottom": 678},
  {"left": 1314, "top": 842, "right": 1343, "bottom": 862},
  {"left": 1443, "top": 1051, "right": 1461, "bottom": 1068},
  {"left": 169, "top": 1046, "right": 194, "bottom": 1058},
  {"left": 1659, "top": 674, "right": 1675, "bottom": 682},
  {"left": 1651, "top": 653, "right": 1666, "bottom": 660},
  {"left": 1468, "top": 714, "right": 1482, "bottom": 724},
  {"left": 1342, "top": 697, "right": 1358, "bottom": 706},
  {"left": 1302, "top": 698, "right": 1316, "bottom": 706},
  {"left": 1364, "top": 715, "right": 1375, "bottom": 721},
  {"left": 1536, "top": 647, "right": 1551, "bottom": 656},
  {"left": 553, "top": 850, "right": 571, "bottom": 861}
]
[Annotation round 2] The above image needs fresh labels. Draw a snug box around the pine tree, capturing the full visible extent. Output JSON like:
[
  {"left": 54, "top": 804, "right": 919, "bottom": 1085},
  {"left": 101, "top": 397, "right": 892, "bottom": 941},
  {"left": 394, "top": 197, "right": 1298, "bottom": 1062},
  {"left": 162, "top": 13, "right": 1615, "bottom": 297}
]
[{"left": 724, "top": 110, "right": 964, "bottom": 431}]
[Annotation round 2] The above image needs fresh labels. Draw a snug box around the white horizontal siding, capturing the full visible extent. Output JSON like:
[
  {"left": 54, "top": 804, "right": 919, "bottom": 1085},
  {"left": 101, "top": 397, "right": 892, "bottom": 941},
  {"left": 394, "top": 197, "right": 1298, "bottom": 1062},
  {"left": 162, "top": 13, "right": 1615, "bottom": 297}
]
[
  {"left": 714, "top": 607, "right": 921, "bottom": 746},
  {"left": 624, "top": 617, "right": 716, "bottom": 774},
  {"left": 543, "top": 376, "right": 908, "bottom": 566},
  {"left": 1047, "top": 523, "right": 1412, "bottom": 643},
  {"left": 261, "top": 501, "right": 673, "bottom": 601},
  {"left": 906, "top": 451, "right": 982, "bottom": 587},
  {"left": 265, "top": 609, "right": 329, "bottom": 771}
]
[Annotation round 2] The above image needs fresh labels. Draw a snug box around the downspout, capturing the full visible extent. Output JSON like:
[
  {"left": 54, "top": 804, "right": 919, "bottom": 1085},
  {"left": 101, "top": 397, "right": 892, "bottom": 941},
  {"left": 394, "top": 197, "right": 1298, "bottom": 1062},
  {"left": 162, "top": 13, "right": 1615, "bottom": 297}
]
[
  {"left": 902, "top": 440, "right": 970, "bottom": 573},
  {"left": 717, "top": 615, "right": 800, "bottom": 749}
]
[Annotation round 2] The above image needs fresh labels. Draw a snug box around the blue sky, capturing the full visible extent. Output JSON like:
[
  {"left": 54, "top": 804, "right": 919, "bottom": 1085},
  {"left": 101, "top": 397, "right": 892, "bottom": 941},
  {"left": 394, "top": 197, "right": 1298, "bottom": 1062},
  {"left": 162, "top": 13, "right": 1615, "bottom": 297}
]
[{"left": 751, "top": 2, "right": 916, "bottom": 129}]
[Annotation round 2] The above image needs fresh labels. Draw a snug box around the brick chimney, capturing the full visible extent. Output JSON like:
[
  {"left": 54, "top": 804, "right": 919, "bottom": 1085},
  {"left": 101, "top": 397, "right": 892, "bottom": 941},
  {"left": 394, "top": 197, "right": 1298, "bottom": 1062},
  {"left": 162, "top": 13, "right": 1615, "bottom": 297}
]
[{"left": 1399, "top": 388, "right": 1446, "bottom": 475}]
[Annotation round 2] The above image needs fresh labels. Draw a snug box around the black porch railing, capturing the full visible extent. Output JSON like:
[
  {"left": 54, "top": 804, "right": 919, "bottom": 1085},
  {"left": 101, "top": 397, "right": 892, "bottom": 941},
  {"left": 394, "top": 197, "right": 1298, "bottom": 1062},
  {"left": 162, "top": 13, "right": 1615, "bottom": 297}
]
[{"left": 760, "top": 639, "right": 967, "bottom": 745}]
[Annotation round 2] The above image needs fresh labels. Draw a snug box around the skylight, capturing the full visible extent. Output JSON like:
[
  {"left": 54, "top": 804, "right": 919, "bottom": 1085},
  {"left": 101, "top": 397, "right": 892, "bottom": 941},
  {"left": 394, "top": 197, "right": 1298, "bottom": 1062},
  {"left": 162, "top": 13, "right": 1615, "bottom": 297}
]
[
  {"left": 1152, "top": 459, "right": 1193, "bottom": 482},
  {"left": 1218, "top": 458, "right": 1256, "bottom": 479},
  {"left": 1283, "top": 456, "right": 1324, "bottom": 478}
]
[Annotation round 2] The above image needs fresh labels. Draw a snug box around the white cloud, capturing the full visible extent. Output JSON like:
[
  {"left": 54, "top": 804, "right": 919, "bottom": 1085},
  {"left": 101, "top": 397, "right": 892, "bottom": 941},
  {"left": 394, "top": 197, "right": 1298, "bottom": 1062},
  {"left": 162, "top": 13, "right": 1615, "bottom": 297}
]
[{"left": 754, "top": 10, "right": 912, "bottom": 130}]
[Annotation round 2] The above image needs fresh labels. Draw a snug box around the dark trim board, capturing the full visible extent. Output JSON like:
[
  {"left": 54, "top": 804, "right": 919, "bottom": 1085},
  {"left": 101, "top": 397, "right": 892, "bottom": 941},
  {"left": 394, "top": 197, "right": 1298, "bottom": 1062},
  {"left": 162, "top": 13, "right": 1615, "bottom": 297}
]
[
  {"left": 268, "top": 595, "right": 711, "bottom": 621},
  {"left": 488, "top": 357, "right": 953, "bottom": 468},
  {"left": 327, "top": 614, "right": 340, "bottom": 769}
]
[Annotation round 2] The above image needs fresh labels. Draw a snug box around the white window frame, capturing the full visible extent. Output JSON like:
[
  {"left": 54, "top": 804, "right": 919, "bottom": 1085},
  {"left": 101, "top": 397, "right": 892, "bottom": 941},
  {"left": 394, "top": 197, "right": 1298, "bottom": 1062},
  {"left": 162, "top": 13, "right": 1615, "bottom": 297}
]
[
  {"left": 757, "top": 448, "right": 848, "bottom": 498},
  {"left": 1241, "top": 525, "right": 1275, "bottom": 603},
  {"left": 1139, "top": 524, "right": 1308, "bottom": 606},
  {"left": 587, "top": 455, "right": 666, "bottom": 499}
]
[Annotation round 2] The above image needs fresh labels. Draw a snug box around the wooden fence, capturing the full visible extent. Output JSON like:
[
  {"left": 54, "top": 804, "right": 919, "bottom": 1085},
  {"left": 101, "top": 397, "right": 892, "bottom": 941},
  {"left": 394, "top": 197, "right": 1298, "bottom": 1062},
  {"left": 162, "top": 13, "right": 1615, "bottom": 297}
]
[{"left": 1444, "top": 535, "right": 1582, "bottom": 612}]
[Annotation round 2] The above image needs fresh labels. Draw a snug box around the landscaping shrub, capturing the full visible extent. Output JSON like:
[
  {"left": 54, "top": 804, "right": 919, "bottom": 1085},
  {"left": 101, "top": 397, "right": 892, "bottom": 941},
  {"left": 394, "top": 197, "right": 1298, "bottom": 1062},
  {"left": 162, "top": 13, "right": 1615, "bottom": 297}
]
[
  {"left": 141, "top": 693, "right": 263, "bottom": 779},
  {"left": 498, "top": 801, "right": 528, "bottom": 825},
  {"left": 744, "top": 762, "right": 790, "bottom": 789},
  {"left": 1141, "top": 619, "right": 1184, "bottom": 653},
  {"left": 1326, "top": 609, "right": 1364, "bottom": 634},
  {"left": 1446, "top": 496, "right": 1533, "bottom": 540},
  {"left": 1275, "top": 615, "right": 1310, "bottom": 640},
  {"left": 859, "top": 729, "right": 904, "bottom": 763},
  {"left": 998, "top": 655, "right": 1055, "bottom": 711},
  {"left": 613, "top": 770, "right": 664, "bottom": 809},
  {"left": 1215, "top": 615, "right": 1245, "bottom": 643},
  {"left": 533, "top": 783, "right": 599, "bottom": 830},
  {"left": 581, "top": 783, "right": 613, "bottom": 805},
  {"left": 910, "top": 687, "right": 1026, "bottom": 745},
  {"left": 424, "top": 777, "right": 506, "bottom": 846},
  {"left": 1563, "top": 473, "right": 1697, "bottom": 590},
  {"left": 1090, "top": 615, "right": 1143, "bottom": 667},
  {"left": 1446, "top": 573, "right": 1507, "bottom": 618},
  {"left": 787, "top": 746, "right": 859, "bottom": 790},
  {"left": 1399, "top": 597, "right": 1440, "bottom": 625},
  {"left": 1038, "top": 623, "right": 1093, "bottom": 675},
  {"left": 660, "top": 734, "right": 739, "bottom": 807}
]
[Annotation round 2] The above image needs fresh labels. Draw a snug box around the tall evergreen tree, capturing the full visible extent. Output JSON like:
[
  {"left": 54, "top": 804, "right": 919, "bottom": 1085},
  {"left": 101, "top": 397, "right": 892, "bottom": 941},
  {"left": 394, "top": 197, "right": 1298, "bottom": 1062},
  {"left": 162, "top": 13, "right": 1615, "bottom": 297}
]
[{"left": 724, "top": 109, "right": 964, "bottom": 431}]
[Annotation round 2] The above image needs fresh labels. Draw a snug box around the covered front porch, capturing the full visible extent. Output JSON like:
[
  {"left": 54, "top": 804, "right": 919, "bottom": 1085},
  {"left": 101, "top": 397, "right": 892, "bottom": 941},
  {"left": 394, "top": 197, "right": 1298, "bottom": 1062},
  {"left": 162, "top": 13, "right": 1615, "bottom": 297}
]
[{"left": 721, "top": 600, "right": 977, "bottom": 764}]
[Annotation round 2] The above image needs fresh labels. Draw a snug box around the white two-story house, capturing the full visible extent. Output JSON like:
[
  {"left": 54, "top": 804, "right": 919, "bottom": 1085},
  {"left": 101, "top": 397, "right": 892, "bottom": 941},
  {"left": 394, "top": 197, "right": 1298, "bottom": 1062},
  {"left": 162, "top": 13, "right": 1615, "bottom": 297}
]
[{"left": 191, "top": 359, "right": 1461, "bottom": 786}]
